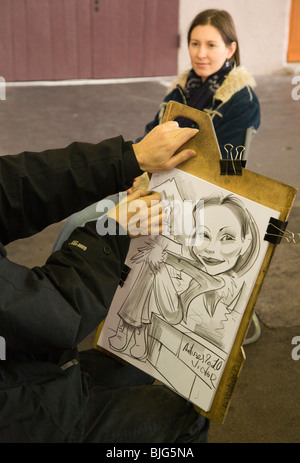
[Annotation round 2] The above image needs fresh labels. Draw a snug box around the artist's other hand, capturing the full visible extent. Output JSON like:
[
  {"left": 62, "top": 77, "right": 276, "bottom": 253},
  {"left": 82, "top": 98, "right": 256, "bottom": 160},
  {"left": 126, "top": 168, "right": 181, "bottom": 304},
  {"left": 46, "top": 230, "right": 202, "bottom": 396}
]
[
  {"left": 126, "top": 172, "right": 150, "bottom": 194},
  {"left": 132, "top": 121, "right": 197, "bottom": 173},
  {"left": 107, "top": 189, "right": 165, "bottom": 238}
]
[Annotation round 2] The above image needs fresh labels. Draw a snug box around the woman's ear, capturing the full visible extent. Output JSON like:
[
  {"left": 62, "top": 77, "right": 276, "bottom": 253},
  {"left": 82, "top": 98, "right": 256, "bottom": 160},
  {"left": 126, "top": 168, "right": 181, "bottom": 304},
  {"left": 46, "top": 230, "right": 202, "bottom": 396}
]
[{"left": 227, "top": 41, "right": 237, "bottom": 60}]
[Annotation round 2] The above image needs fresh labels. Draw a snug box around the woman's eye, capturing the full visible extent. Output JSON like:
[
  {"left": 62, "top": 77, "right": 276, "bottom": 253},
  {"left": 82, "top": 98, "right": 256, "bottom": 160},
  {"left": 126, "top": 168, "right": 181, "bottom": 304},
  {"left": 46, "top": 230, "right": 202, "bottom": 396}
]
[
  {"left": 221, "top": 234, "right": 235, "bottom": 242},
  {"left": 195, "top": 231, "right": 209, "bottom": 241}
]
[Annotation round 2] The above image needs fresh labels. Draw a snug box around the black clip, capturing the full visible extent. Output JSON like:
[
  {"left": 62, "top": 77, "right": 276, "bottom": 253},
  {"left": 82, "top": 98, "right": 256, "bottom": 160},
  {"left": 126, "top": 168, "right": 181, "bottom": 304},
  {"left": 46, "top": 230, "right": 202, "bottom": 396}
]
[
  {"left": 264, "top": 217, "right": 289, "bottom": 244},
  {"left": 220, "top": 159, "right": 243, "bottom": 175},
  {"left": 220, "top": 144, "right": 245, "bottom": 175},
  {"left": 119, "top": 264, "right": 131, "bottom": 287}
]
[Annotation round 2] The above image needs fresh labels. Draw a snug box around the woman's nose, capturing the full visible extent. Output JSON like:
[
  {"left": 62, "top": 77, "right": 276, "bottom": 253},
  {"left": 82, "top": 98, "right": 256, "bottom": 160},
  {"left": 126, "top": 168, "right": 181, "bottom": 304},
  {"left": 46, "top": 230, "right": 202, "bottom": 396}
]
[
  {"left": 197, "top": 46, "right": 207, "bottom": 59},
  {"left": 203, "top": 243, "right": 215, "bottom": 254}
]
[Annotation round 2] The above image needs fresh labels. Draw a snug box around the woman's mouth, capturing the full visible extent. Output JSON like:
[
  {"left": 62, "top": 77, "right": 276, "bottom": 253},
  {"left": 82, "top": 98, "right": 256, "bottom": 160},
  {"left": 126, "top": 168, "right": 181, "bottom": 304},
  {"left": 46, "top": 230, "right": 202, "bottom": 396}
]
[{"left": 201, "top": 257, "right": 224, "bottom": 266}]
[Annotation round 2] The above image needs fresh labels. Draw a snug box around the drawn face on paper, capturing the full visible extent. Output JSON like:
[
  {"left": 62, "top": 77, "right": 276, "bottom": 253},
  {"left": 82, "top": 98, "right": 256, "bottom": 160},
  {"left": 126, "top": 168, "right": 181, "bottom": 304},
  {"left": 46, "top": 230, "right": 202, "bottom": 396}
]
[{"left": 192, "top": 204, "right": 250, "bottom": 276}]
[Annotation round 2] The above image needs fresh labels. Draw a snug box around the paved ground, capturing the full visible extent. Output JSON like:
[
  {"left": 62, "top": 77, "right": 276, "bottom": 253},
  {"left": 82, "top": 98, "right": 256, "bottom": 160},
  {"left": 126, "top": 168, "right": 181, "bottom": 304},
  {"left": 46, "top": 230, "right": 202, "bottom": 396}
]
[{"left": 0, "top": 74, "right": 299, "bottom": 443}]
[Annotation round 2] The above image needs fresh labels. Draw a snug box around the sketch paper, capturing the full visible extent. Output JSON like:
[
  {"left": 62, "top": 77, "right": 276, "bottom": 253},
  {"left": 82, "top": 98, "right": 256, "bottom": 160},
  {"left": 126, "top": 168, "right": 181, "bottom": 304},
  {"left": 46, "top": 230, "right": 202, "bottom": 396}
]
[{"left": 97, "top": 168, "right": 280, "bottom": 412}]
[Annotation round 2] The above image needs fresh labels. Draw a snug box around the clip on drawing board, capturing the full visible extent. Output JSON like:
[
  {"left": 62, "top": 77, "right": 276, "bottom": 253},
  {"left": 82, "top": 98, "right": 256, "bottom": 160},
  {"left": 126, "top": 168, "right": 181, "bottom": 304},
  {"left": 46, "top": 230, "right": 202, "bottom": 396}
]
[{"left": 95, "top": 101, "right": 297, "bottom": 424}]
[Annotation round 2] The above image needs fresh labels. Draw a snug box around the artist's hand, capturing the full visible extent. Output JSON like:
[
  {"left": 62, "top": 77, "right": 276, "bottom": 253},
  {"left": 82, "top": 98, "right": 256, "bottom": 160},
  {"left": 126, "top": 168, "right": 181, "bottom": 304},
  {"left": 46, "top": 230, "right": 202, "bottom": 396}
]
[
  {"left": 107, "top": 189, "right": 165, "bottom": 238},
  {"left": 126, "top": 172, "right": 150, "bottom": 194},
  {"left": 132, "top": 121, "right": 197, "bottom": 173}
]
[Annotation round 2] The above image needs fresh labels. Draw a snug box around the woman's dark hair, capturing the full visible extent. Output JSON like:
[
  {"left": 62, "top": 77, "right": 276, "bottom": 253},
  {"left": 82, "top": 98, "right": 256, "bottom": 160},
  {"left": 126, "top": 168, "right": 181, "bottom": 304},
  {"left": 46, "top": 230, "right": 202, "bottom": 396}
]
[{"left": 187, "top": 9, "right": 240, "bottom": 66}]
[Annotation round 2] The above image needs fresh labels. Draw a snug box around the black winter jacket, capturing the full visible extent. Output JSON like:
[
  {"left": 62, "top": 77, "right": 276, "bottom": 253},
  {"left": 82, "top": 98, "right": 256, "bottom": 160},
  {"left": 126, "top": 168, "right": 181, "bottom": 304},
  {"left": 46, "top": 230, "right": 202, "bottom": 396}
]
[{"left": 0, "top": 136, "right": 142, "bottom": 442}]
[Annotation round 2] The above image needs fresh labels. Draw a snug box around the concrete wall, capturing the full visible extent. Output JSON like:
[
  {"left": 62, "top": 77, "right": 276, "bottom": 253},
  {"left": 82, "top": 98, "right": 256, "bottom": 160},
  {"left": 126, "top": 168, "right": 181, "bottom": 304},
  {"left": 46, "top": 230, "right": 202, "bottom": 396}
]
[{"left": 178, "top": 0, "right": 297, "bottom": 76}]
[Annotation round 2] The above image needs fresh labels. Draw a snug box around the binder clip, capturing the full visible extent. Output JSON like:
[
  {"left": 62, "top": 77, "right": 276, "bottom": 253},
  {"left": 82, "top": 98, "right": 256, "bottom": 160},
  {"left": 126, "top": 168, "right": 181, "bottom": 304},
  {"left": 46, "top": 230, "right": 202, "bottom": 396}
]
[
  {"left": 264, "top": 218, "right": 300, "bottom": 244},
  {"left": 220, "top": 144, "right": 245, "bottom": 175},
  {"left": 264, "top": 217, "right": 290, "bottom": 244},
  {"left": 119, "top": 264, "right": 131, "bottom": 287}
]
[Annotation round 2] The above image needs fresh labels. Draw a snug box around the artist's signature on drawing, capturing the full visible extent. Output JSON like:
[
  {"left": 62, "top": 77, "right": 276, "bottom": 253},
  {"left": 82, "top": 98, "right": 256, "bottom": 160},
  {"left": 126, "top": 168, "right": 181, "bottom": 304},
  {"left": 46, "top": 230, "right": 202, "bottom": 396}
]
[{"left": 182, "top": 342, "right": 224, "bottom": 389}]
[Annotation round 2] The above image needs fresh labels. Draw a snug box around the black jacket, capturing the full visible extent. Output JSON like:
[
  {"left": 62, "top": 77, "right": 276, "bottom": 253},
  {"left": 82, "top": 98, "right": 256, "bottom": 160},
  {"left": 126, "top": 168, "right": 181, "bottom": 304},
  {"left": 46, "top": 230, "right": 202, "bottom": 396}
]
[{"left": 0, "top": 136, "right": 142, "bottom": 442}]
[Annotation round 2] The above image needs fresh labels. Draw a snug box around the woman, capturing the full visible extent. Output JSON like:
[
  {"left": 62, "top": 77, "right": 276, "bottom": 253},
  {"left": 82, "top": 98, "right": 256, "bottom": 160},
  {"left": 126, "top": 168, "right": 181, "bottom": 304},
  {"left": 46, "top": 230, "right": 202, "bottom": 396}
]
[{"left": 140, "top": 9, "right": 260, "bottom": 160}]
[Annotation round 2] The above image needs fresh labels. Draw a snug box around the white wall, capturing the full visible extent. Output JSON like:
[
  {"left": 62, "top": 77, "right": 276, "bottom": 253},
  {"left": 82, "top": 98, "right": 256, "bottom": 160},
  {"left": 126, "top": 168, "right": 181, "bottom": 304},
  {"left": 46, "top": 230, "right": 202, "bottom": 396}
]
[{"left": 178, "top": 0, "right": 297, "bottom": 76}]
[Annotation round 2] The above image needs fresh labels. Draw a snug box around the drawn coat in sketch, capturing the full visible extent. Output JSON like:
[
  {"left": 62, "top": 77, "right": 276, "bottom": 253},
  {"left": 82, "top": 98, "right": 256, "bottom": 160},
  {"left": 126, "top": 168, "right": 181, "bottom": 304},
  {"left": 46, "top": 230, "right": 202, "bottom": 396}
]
[{"left": 108, "top": 184, "right": 260, "bottom": 359}]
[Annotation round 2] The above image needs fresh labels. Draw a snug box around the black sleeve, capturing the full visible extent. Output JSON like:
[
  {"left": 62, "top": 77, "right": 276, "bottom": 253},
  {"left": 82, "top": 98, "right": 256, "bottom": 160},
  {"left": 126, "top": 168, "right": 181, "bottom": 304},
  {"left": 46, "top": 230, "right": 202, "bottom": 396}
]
[
  {"left": 0, "top": 219, "right": 131, "bottom": 356},
  {"left": 0, "top": 136, "right": 142, "bottom": 245}
]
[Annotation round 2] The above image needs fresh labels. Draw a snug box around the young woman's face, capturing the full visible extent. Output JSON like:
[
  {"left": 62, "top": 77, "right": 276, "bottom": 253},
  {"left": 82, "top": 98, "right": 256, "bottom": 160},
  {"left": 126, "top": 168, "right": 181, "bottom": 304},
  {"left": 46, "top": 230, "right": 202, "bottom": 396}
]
[
  {"left": 192, "top": 204, "right": 247, "bottom": 276},
  {"left": 188, "top": 24, "right": 236, "bottom": 82}
]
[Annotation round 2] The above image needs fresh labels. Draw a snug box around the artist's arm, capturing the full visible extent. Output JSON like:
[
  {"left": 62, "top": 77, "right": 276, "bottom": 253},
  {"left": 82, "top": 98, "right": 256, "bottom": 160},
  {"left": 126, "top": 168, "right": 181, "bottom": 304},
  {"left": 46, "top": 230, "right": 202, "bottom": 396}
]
[
  {"left": 0, "top": 136, "right": 140, "bottom": 245},
  {"left": 0, "top": 122, "right": 197, "bottom": 245},
  {"left": 0, "top": 220, "right": 129, "bottom": 356},
  {"left": 0, "top": 190, "right": 164, "bottom": 356}
]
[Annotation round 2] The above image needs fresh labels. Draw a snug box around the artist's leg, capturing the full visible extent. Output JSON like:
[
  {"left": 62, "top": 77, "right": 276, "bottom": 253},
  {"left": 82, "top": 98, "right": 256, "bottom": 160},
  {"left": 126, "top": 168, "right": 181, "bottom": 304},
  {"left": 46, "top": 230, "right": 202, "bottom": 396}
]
[
  {"left": 82, "top": 383, "right": 209, "bottom": 443},
  {"left": 74, "top": 349, "right": 209, "bottom": 443},
  {"left": 78, "top": 348, "right": 154, "bottom": 388}
]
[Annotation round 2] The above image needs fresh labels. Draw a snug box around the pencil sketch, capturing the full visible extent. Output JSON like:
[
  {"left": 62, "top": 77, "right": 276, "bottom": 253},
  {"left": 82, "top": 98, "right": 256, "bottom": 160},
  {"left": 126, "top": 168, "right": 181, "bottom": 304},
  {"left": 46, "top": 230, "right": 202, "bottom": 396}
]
[{"left": 98, "top": 169, "right": 279, "bottom": 411}]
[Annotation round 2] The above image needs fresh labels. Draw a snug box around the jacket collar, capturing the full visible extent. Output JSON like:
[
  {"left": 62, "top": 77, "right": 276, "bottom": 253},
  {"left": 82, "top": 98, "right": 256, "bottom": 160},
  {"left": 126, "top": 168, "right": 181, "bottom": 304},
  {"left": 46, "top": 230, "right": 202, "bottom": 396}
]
[
  {"left": 170, "top": 66, "right": 256, "bottom": 104},
  {"left": 213, "top": 66, "right": 256, "bottom": 104}
]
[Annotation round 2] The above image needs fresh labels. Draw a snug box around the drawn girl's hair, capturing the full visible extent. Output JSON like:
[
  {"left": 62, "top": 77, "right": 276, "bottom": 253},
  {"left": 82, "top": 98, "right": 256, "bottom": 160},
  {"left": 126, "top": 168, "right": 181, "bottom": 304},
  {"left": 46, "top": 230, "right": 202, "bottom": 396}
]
[
  {"left": 191, "top": 194, "right": 260, "bottom": 277},
  {"left": 187, "top": 9, "right": 240, "bottom": 66}
]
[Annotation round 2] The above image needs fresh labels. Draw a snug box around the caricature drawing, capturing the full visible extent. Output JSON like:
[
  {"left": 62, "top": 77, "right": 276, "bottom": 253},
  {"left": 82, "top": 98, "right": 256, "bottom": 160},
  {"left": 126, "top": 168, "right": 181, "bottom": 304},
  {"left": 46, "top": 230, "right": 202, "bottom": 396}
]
[
  {"left": 108, "top": 177, "right": 260, "bottom": 355},
  {"left": 99, "top": 171, "right": 277, "bottom": 411}
]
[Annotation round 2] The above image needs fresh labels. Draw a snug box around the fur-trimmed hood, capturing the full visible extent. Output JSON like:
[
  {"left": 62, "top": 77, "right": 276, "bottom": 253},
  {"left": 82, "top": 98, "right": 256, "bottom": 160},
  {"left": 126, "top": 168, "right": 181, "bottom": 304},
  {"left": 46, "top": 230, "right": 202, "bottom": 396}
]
[{"left": 168, "top": 66, "right": 256, "bottom": 104}]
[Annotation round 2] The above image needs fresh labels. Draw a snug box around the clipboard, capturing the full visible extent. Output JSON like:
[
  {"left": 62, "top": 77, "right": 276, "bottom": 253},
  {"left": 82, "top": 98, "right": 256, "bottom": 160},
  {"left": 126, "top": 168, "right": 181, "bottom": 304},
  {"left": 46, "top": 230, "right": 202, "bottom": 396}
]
[
  {"left": 95, "top": 101, "right": 297, "bottom": 424},
  {"left": 160, "top": 101, "right": 297, "bottom": 423}
]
